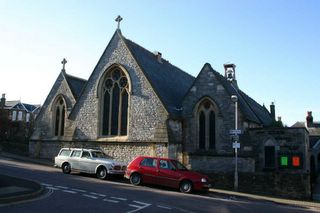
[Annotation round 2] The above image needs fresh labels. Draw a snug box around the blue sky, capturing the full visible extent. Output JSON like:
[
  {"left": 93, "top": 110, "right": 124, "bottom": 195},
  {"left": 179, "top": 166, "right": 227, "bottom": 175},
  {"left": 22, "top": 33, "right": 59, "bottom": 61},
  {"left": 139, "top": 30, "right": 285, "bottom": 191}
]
[{"left": 0, "top": 0, "right": 319, "bottom": 126}]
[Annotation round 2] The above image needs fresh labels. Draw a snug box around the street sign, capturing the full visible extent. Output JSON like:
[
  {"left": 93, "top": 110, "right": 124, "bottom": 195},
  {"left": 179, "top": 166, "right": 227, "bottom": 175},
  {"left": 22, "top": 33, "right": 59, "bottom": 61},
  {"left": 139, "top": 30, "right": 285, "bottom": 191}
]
[
  {"left": 233, "top": 142, "right": 240, "bottom": 149},
  {"left": 229, "top": 129, "right": 242, "bottom": 135}
]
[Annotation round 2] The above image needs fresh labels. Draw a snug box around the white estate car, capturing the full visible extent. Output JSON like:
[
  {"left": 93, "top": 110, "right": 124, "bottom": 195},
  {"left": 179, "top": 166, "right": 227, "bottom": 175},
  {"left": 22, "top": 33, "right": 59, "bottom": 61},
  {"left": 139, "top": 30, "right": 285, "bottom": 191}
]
[{"left": 54, "top": 148, "right": 127, "bottom": 179}]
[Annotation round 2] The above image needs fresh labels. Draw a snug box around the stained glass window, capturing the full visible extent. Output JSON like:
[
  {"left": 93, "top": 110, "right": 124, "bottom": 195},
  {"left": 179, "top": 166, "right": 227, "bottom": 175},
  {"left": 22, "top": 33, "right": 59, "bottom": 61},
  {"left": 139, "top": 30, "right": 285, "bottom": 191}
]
[
  {"left": 54, "top": 97, "right": 65, "bottom": 137},
  {"left": 198, "top": 99, "right": 216, "bottom": 150},
  {"left": 102, "top": 69, "right": 129, "bottom": 136}
]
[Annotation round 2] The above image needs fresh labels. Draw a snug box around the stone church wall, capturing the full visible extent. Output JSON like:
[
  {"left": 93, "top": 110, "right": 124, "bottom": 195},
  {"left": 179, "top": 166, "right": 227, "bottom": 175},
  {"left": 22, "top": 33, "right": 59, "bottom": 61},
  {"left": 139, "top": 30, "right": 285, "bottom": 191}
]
[
  {"left": 29, "top": 140, "right": 168, "bottom": 164},
  {"left": 182, "top": 64, "right": 243, "bottom": 154},
  {"left": 31, "top": 73, "right": 76, "bottom": 140},
  {"left": 69, "top": 32, "right": 169, "bottom": 143}
]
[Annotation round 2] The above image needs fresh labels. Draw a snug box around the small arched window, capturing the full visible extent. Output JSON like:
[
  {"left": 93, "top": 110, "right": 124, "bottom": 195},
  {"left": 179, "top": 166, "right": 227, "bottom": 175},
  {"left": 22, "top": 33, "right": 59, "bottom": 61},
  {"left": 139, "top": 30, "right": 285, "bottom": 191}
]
[
  {"left": 197, "top": 99, "right": 216, "bottom": 150},
  {"left": 54, "top": 97, "right": 65, "bottom": 137},
  {"left": 101, "top": 68, "right": 129, "bottom": 136}
]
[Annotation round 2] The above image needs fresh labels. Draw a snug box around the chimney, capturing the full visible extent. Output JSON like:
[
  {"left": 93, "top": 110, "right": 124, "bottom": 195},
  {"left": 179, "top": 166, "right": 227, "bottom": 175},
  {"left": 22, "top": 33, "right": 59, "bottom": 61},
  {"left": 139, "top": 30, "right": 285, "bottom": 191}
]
[
  {"left": 306, "top": 111, "right": 313, "bottom": 127},
  {"left": 277, "top": 116, "right": 282, "bottom": 122},
  {"left": 0, "top": 93, "right": 5, "bottom": 108},
  {"left": 270, "top": 102, "right": 275, "bottom": 120},
  {"left": 154, "top": 51, "right": 162, "bottom": 63}
]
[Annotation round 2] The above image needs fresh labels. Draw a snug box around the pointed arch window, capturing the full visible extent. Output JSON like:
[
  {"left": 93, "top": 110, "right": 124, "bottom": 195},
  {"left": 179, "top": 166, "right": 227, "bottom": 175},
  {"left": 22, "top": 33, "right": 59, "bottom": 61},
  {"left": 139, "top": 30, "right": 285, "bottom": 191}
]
[
  {"left": 102, "top": 69, "right": 129, "bottom": 136},
  {"left": 54, "top": 97, "right": 65, "bottom": 137},
  {"left": 198, "top": 100, "right": 216, "bottom": 150}
]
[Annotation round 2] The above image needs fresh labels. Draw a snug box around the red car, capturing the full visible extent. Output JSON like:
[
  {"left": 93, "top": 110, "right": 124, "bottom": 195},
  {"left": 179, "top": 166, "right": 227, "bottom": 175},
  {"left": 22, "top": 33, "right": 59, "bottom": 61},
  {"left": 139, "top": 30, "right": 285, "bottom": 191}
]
[{"left": 124, "top": 156, "right": 211, "bottom": 193}]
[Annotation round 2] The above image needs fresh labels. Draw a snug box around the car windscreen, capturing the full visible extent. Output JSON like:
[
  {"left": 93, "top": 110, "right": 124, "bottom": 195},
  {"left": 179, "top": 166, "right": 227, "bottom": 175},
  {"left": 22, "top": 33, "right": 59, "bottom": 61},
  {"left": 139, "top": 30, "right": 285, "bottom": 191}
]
[
  {"left": 171, "top": 160, "right": 188, "bottom": 171},
  {"left": 59, "top": 149, "right": 71, "bottom": 156}
]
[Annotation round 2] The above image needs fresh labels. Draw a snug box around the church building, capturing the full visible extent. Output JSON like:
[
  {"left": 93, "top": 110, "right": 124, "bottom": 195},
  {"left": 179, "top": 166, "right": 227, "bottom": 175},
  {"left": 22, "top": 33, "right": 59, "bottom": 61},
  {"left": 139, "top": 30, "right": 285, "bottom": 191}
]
[{"left": 30, "top": 18, "right": 311, "bottom": 199}]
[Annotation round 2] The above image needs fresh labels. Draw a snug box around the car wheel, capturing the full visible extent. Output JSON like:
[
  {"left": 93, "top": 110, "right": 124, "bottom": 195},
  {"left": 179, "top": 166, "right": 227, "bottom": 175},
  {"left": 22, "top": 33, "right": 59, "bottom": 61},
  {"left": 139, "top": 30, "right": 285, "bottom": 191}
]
[
  {"left": 180, "top": 180, "right": 193, "bottom": 193},
  {"left": 130, "top": 173, "right": 141, "bottom": 186},
  {"left": 62, "top": 163, "right": 71, "bottom": 174},
  {"left": 97, "top": 167, "right": 107, "bottom": 180}
]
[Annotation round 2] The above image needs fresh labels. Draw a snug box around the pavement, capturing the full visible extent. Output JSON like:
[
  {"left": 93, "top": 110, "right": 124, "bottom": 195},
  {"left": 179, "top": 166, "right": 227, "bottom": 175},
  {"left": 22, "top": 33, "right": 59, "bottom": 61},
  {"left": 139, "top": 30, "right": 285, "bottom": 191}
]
[{"left": 0, "top": 151, "right": 320, "bottom": 210}]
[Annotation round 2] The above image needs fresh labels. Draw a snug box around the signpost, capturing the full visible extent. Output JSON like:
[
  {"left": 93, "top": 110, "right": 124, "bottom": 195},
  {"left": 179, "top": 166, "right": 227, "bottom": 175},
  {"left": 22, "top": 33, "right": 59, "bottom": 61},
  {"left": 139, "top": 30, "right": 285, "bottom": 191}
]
[{"left": 231, "top": 95, "right": 240, "bottom": 191}]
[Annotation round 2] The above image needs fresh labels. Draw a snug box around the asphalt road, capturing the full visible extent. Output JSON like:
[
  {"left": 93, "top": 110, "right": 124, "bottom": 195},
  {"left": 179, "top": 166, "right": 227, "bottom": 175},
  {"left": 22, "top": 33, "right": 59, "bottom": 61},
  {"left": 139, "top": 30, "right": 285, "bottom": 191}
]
[{"left": 0, "top": 157, "right": 317, "bottom": 213}]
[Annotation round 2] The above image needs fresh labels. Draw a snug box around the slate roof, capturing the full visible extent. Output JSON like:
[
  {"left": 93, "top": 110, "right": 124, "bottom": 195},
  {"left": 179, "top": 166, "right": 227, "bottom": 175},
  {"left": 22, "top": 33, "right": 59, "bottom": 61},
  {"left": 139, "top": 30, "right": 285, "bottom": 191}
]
[
  {"left": 23, "top": 103, "right": 40, "bottom": 112},
  {"left": 123, "top": 34, "right": 272, "bottom": 124},
  {"left": 3, "top": 100, "right": 40, "bottom": 112},
  {"left": 123, "top": 36, "right": 195, "bottom": 116},
  {"left": 208, "top": 65, "right": 273, "bottom": 126},
  {"left": 4, "top": 100, "right": 20, "bottom": 109},
  {"left": 292, "top": 122, "right": 320, "bottom": 136},
  {"left": 64, "top": 73, "right": 87, "bottom": 100}
]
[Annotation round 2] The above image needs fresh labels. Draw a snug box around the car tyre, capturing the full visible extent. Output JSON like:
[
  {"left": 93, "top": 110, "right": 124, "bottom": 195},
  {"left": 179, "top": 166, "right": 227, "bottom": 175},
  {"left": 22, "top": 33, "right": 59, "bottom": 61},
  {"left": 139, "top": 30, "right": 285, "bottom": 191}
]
[
  {"left": 180, "top": 180, "right": 193, "bottom": 193},
  {"left": 130, "top": 173, "right": 141, "bottom": 186},
  {"left": 62, "top": 163, "right": 71, "bottom": 174},
  {"left": 97, "top": 167, "right": 108, "bottom": 180}
]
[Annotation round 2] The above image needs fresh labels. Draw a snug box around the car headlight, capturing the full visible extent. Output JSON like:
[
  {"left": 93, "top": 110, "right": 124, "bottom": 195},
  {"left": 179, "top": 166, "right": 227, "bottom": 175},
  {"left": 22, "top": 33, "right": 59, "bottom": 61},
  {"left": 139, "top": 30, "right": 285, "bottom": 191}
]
[{"left": 201, "top": 178, "right": 207, "bottom": 183}]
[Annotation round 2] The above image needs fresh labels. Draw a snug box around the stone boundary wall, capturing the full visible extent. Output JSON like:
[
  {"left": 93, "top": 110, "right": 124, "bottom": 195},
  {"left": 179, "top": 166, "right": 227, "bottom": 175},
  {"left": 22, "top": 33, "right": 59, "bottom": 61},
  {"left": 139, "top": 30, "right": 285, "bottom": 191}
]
[
  {"left": 205, "top": 172, "right": 311, "bottom": 200},
  {"left": 184, "top": 155, "right": 255, "bottom": 172},
  {"left": 29, "top": 140, "right": 168, "bottom": 164}
]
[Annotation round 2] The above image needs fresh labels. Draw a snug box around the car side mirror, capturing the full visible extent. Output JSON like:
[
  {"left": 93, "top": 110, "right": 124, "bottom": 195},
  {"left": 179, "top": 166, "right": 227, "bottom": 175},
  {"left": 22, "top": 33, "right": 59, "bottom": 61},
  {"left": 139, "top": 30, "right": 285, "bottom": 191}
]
[{"left": 171, "top": 167, "right": 176, "bottom": 171}]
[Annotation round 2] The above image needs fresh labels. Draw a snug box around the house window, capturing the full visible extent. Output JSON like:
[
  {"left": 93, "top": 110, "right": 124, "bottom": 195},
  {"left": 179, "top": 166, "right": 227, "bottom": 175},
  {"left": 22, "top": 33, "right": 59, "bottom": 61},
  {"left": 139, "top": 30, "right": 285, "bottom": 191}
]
[
  {"left": 101, "top": 69, "right": 129, "bottom": 136},
  {"left": 54, "top": 97, "right": 65, "bottom": 137},
  {"left": 26, "top": 113, "right": 30, "bottom": 122},
  {"left": 197, "top": 99, "right": 216, "bottom": 150},
  {"left": 18, "top": 111, "right": 23, "bottom": 121},
  {"left": 12, "top": 111, "right": 17, "bottom": 121}
]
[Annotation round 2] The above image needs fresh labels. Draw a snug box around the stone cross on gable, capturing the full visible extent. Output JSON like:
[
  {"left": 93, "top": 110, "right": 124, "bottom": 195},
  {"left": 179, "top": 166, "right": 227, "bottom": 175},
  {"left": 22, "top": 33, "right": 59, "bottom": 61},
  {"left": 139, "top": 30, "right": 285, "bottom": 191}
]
[
  {"left": 115, "top": 15, "right": 123, "bottom": 30},
  {"left": 61, "top": 58, "right": 67, "bottom": 72}
]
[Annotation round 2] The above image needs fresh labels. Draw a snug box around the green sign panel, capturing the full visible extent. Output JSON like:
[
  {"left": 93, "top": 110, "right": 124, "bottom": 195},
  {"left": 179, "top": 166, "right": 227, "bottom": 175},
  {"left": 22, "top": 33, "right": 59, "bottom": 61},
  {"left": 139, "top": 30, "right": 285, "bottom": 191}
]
[{"left": 280, "top": 156, "right": 288, "bottom": 166}]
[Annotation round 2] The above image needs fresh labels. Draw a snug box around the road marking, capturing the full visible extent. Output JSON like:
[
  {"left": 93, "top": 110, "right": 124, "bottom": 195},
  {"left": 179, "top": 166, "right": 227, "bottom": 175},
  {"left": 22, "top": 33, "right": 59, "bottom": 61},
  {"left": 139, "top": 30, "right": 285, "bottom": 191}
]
[
  {"left": 82, "top": 194, "right": 98, "bottom": 199},
  {"left": 46, "top": 186, "right": 60, "bottom": 190},
  {"left": 55, "top": 185, "right": 69, "bottom": 189},
  {"left": 90, "top": 192, "right": 106, "bottom": 197},
  {"left": 103, "top": 198, "right": 120, "bottom": 203},
  {"left": 41, "top": 183, "right": 52, "bottom": 187},
  {"left": 71, "top": 188, "right": 87, "bottom": 193},
  {"left": 110, "top": 196, "right": 127, "bottom": 201},
  {"left": 127, "top": 201, "right": 151, "bottom": 213},
  {"left": 157, "top": 205, "right": 172, "bottom": 210},
  {"left": 62, "top": 190, "right": 77, "bottom": 194}
]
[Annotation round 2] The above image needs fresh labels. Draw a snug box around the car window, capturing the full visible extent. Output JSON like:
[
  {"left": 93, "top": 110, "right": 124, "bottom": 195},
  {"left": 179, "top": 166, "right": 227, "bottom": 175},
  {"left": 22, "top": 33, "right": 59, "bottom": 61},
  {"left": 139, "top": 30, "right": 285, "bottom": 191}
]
[
  {"left": 81, "top": 151, "right": 91, "bottom": 158},
  {"left": 91, "top": 151, "right": 107, "bottom": 158},
  {"left": 71, "top": 150, "right": 81, "bottom": 157},
  {"left": 159, "top": 159, "right": 175, "bottom": 170},
  {"left": 171, "top": 160, "right": 188, "bottom": 170},
  {"left": 59, "top": 149, "right": 71, "bottom": 157},
  {"left": 140, "top": 158, "right": 157, "bottom": 167}
]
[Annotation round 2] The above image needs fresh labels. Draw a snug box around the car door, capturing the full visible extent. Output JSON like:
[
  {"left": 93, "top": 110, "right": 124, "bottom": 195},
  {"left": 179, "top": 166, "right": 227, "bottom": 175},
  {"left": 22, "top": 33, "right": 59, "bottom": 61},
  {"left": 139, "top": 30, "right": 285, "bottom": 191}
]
[
  {"left": 79, "top": 151, "right": 95, "bottom": 173},
  {"left": 138, "top": 158, "right": 158, "bottom": 184},
  {"left": 69, "top": 150, "right": 82, "bottom": 170},
  {"left": 157, "top": 159, "right": 181, "bottom": 188}
]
